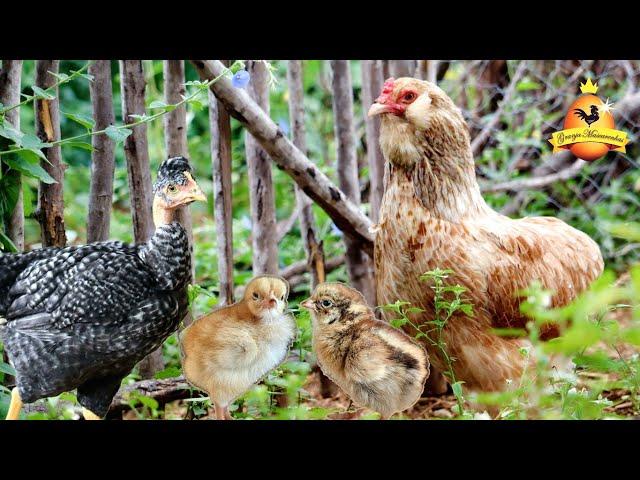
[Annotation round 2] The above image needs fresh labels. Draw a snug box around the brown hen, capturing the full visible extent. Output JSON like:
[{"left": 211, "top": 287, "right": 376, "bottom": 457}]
[{"left": 369, "top": 77, "right": 604, "bottom": 392}]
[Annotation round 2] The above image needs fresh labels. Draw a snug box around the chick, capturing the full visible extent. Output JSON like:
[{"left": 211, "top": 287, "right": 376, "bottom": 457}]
[
  {"left": 180, "top": 275, "right": 296, "bottom": 420},
  {"left": 301, "top": 282, "right": 430, "bottom": 419}
]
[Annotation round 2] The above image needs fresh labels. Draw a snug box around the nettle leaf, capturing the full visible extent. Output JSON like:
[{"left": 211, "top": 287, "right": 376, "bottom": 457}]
[
  {"left": 20, "top": 133, "right": 50, "bottom": 150},
  {"left": 104, "top": 125, "right": 132, "bottom": 143},
  {"left": 70, "top": 70, "right": 94, "bottom": 82},
  {"left": 61, "top": 141, "right": 94, "bottom": 152},
  {"left": 0, "top": 121, "right": 24, "bottom": 146},
  {"left": 187, "top": 98, "right": 204, "bottom": 111},
  {"left": 128, "top": 114, "right": 149, "bottom": 122},
  {"left": 63, "top": 111, "right": 95, "bottom": 131},
  {"left": 5, "top": 153, "right": 57, "bottom": 184},
  {"left": 31, "top": 86, "right": 55, "bottom": 100},
  {"left": 48, "top": 71, "right": 69, "bottom": 82},
  {"left": 148, "top": 100, "right": 167, "bottom": 109}
]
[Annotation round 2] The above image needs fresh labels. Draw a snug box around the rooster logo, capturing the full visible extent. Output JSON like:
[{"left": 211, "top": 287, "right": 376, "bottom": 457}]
[{"left": 573, "top": 104, "right": 600, "bottom": 126}]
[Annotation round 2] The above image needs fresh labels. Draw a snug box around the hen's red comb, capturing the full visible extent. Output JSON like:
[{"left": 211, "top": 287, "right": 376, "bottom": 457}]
[{"left": 376, "top": 77, "right": 395, "bottom": 103}]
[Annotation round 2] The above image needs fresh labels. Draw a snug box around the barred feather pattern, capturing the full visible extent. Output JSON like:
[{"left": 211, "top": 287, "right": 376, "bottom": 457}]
[{"left": 0, "top": 222, "right": 191, "bottom": 416}]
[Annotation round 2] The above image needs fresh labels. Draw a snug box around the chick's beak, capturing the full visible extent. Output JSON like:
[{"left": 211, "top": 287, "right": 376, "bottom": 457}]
[
  {"left": 300, "top": 298, "right": 315, "bottom": 311},
  {"left": 182, "top": 171, "right": 207, "bottom": 203}
]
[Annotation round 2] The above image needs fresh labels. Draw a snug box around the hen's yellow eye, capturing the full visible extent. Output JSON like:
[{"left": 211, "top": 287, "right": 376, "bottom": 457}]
[{"left": 167, "top": 185, "right": 178, "bottom": 195}]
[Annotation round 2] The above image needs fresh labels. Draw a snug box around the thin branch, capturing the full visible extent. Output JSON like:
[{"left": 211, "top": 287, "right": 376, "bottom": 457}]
[
  {"left": 483, "top": 159, "right": 586, "bottom": 193},
  {"left": 471, "top": 61, "right": 527, "bottom": 156},
  {"left": 191, "top": 60, "right": 374, "bottom": 255}
]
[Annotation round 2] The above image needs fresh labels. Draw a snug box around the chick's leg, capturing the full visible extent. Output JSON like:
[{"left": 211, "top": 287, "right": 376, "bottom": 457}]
[
  {"left": 5, "top": 387, "right": 23, "bottom": 420},
  {"left": 82, "top": 408, "right": 103, "bottom": 421},
  {"left": 214, "top": 403, "right": 232, "bottom": 420}
]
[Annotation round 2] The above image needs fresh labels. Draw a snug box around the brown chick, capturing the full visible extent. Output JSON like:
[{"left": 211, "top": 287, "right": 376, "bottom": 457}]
[
  {"left": 180, "top": 276, "right": 296, "bottom": 420},
  {"left": 368, "top": 77, "right": 604, "bottom": 392},
  {"left": 301, "top": 282, "right": 429, "bottom": 420}
]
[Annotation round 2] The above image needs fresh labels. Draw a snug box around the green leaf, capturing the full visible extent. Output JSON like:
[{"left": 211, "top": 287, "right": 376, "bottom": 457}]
[
  {"left": 20, "top": 133, "right": 50, "bottom": 150},
  {"left": 61, "top": 141, "right": 94, "bottom": 152},
  {"left": 104, "top": 125, "right": 132, "bottom": 142},
  {"left": 48, "top": 72, "right": 69, "bottom": 83},
  {"left": 451, "top": 381, "right": 465, "bottom": 401},
  {"left": 148, "top": 100, "right": 168, "bottom": 109},
  {"left": 31, "top": 86, "right": 55, "bottom": 100},
  {"left": 5, "top": 154, "right": 57, "bottom": 184},
  {"left": 0, "top": 121, "right": 24, "bottom": 145},
  {"left": 154, "top": 366, "right": 182, "bottom": 380},
  {"left": 0, "top": 362, "right": 16, "bottom": 377},
  {"left": 0, "top": 231, "right": 18, "bottom": 253},
  {"left": 62, "top": 111, "right": 95, "bottom": 131},
  {"left": 128, "top": 114, "right": 149, "bottom": 122},
  {"left": 22, "top": 180, "right": 34, "bottom": 217}
]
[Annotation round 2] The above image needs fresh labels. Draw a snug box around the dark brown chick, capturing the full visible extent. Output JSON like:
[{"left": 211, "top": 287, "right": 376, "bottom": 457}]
[{"left": 301, "top": 282, "right": 429, "bottom": 419}]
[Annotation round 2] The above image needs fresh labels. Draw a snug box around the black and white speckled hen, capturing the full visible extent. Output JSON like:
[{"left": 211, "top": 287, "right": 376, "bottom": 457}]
[{"left": 1, "top": 156, "right": 205, "bottom": 420}]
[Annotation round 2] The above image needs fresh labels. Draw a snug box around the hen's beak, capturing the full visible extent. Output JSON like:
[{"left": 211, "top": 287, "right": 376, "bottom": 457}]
[
  {"left": 368, "top": 102, "right": 393, "bottom": 117},
  {"left": 300, "top": 298, "right": 316, "bottom": 311}
]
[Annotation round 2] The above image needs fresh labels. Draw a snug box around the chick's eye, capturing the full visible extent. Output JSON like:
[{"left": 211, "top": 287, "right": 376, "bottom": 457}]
[
  {"left": 321, "top": 299, "right": 332, "bottom": 308},
  {"left": 253, "top": 292, "right": 260, "bottom": 300}
]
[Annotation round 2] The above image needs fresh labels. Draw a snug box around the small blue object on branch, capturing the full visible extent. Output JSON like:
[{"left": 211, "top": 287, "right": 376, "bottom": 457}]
[{"left": 232, "top": 70, "right": 250, "bottom": 89}]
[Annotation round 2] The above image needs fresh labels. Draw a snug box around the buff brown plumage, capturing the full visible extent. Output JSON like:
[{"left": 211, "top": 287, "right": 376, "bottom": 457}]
[{"left": 369, "top": 77, "right": 604, "bottom": 392}]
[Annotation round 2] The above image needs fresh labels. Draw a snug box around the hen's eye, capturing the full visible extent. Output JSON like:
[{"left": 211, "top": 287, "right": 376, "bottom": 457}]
[
  {"left": 402, "top": 92, "right": 416, "bottom": 102},
  {"left": 167, "top": 184, "right": 178, "bottom": 195},
  {"left": 281, "top": 295, "right": 286, "bottom": 301},
  {"left": 253, "top": 292, "right": 260, "bottom": 300},
  {"left": 321, "top": 299, "right": 333, "bottom": 308}
]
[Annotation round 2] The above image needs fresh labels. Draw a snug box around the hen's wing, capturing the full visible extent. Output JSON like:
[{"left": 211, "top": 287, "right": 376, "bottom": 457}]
[
  {"left": 484, "top": 216, "right": 603, "bottom": 334},
  {"left": 1, "top": 242, "right": 182, "bottom": 396},
  {"left": 0, "top": 248, "right": 59, "bottom": 315}
]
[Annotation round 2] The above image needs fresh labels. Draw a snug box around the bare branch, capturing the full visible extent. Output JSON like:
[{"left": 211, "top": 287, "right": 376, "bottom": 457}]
[
  {"left": 191, "top": 60, "right": 374, "bottom": 256},
  {"left": 471, "top": 61, "right": 527, "bottom": 156},
  {"left": 483, "top": 159, "right": 586, "bottom": 193}
]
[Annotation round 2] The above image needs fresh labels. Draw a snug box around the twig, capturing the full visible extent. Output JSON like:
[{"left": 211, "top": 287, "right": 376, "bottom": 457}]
[
  {"left": 471, "top": 61, "right": 527, "bottom": 156},
  {"left": 483, "top": 159, "right": 586, "bottom": 193}
]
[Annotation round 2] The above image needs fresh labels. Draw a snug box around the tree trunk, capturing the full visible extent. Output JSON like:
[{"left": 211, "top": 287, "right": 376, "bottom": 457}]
[
  {"left": 163, "top": 60, "right": 194, "bottom": 281},
  {"left": 163, "top": 60, "right": 196, "bottom": 327},
  {"left": 388, "top": 60, "right": 416, "bottom": 78},
  {"left": 87, "top": 60, "right": 116, "bottom": 243},
  {"left": 245, "top": 60, "right": 278, "bottom": 276},
  {"left": 330, "top": 60, "right": 375, "bottom": 306},
  {"left": 360, "top": 60, "right": 385, "bottom": 223},
  {"left": 208, "top": 63, "right": 235, "bottom": 306},
  {"left": 0, "top": 60, "right": 24, "bottom": 251},
  {"left": 119, "top": 60, "right": 164, "bottom": 378},
  {"left": 287, "top": 60, "right": 325, "bottom": 290},
  {"left": 191, "top": 60, "right": 374, "bottom": 254},
  {"left": 35, "top": 60, "right": 66, "bottom": 248}
]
